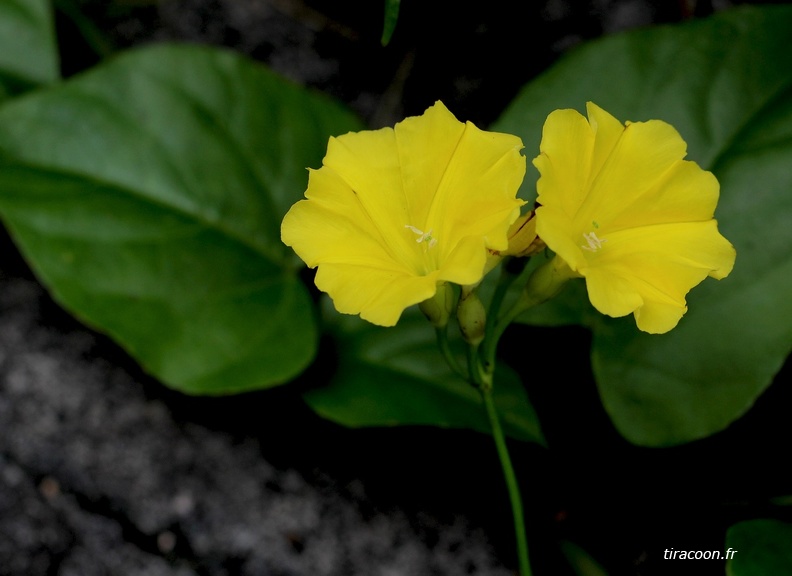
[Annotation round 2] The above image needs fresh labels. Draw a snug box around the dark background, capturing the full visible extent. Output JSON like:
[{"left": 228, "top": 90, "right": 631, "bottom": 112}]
[{"left": 1, "top": 1, "right": 791, "bottom": 575}]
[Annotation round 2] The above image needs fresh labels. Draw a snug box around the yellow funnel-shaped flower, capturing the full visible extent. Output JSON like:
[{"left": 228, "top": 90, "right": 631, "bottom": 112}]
[
  {"left": 533, "top": 102, "right": 736, "bottom": 334},
  {"left": 281, "top": 101, "right": 525, "bottom": 326}
]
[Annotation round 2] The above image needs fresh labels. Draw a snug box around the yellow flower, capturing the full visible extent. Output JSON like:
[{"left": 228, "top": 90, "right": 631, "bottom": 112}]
[
  {"left": 533, "top": 102, "right": 736, "bottom": 334},
  {"left": 281, "top": 101, "right": 525, "bottom": 326}
]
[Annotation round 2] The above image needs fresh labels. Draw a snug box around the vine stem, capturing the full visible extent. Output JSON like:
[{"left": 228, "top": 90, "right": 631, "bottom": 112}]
[
  {"left": 435, "top": 326, "right": 467, "bottom": 379},
  {"left": 481, "top": 384, "right": 532, "bottom": 576},
  {"left": 436, "top": 255, "right": 565, "bottom": 576}
]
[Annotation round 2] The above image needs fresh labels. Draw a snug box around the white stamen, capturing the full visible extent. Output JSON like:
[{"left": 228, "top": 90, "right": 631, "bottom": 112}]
[
  {"left": 405, "top": 225, "right": 438, "bottom": 250},
  {"left": 581, "top": 231, "right": 606, "bottom": 252}
]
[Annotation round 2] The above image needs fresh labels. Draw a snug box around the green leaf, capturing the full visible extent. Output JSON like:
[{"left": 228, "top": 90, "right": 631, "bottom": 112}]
[
  {"left": 0, "top": 0, "right": 59, "bottom": 99},
  {"left": 559, "top": 541, "right": 609, "bottom": 576},
  {"left": 726, "top": 519, "right": 792, "bottom": 575},
  {"left": 381, "top": 0, "right": 401, "bottom": 46},
  {"left": 52, "top": 0, "right": 115, "bottom": 60},
  {"left": 304, "top": 304, "right": 546, "bottom": 444},
  {"left": 0, "top": 44, "right": 364, "bottom": 394},
  {"left": 494, "top": 5, "right": 792, "bottom": 445}
]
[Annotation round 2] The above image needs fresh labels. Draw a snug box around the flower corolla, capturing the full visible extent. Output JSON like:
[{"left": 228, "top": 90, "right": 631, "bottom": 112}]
[
  {"left": 281, "top": 102, "right": 525, "bottom": 326},
  {"left": 533, "top": 102, "right": 736, "bottom": 333}
]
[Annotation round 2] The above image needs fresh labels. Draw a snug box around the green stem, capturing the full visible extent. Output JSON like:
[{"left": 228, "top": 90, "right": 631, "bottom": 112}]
[
  {"left": 446, "top": 257, "right": 566, "bottom": 576},
  {"left": 485, "top": 259, "right": 515, "bottom": 338},
  {"left": 483, "top": 255, "right": 576, "bottom": 371},
  {"left": 435, "top": 326, "right": 467, "bottom": 379},
  {"left": 481, "top": 259, "right": 523, "bottom": 376},
  {"left": 53, "top": 0, "right": 116, "bottom": 59},
  {"left": 466, "top": 343, "right": 485, "bottom": 389},
  {"left": 481, "top": 385, "right": 531, "bottom": 576}
]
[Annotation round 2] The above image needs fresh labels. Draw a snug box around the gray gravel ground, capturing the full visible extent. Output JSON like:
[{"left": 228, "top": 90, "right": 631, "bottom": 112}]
[{"left": 0, "top": 274, "right": 512, "bottom": 576}]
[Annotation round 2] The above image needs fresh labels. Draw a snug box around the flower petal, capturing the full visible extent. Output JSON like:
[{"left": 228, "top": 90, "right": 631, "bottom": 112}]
[
  {"left": 582, "top": 221, "right": 736, "bottom": 332},
  {"left": 393, "top": 101, "right": 467, "bottom": 228},
  {"left": 533, "top": 108, "right": 595, "bottom": 220},
  {"left": 425, "top": 119, "right": 525, "bottom": 256},
  {"left": 315, "top": 263, "right": 438, "bottom": 327},
  {"left": 281, "top": 167, "right": 413, "bottom": 273},
  {"left": 586, "top": 102, "right": 625, "bottom": 179},
  {"left": 584, "top": 267, "right": 645, "bottom": 318},
  {"left": 437, "top": 236, "right": 490, "bottom": 286},
  {"left": 534, "top": 203, "right": 587, "bottom": 273},
  {"left": 320, "top": 127, "right": 421, "bottom": 272},
  {"left": 580, "top": 117, "right": 688, "bottom": 228},
  {"left": 606, "top": 158, "right": 720, "bottom": 232}
]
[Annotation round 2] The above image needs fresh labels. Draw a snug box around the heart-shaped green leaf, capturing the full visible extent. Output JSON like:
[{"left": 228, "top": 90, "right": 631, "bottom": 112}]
[
  {"left": 0, "top": 44, "right": 364, "bottom": 394},
  {"left": 0, "top": 0, "right": 58, "bottom": 99},
  {"left": 726, "top": 519, "right": 792, "bottom": 575},
  {"left": 493, "top": 5, "right": 792, "bottom": 445},
  {"left": 304, "top": 304, "right": 546, "bottom": 444}
]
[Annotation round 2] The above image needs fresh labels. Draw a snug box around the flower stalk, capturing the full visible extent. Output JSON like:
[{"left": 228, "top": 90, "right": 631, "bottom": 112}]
[
  {"left": 457, "top": 271, "right": 536, "bottom": 576},
  {"left": 481, "top": 384, "right": 531, "bottom": 576}
]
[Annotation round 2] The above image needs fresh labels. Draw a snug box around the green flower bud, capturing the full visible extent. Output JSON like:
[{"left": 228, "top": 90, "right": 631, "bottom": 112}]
[{"left": 457, "top": 289, "right": 486, "bottom": 346}]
